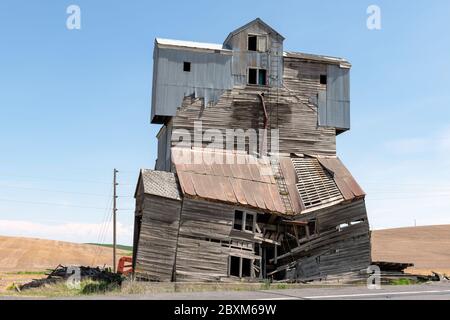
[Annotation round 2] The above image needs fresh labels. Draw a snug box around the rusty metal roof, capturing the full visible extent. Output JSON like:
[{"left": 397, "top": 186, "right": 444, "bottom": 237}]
[
  {"left": 172, "top": 148, "right": 287, "bottom": 214},
  {"left": 316, "top": 157, "right": 366, "bottom": 201},
  {"left": 170, "top": 148, "right": 364, "bottom": 215},
  {"left": 138, "top": 169, "right": 181, "bottom": 201},
  {"left": 280, "top": 155, "right": 365, "bottom": 214}
]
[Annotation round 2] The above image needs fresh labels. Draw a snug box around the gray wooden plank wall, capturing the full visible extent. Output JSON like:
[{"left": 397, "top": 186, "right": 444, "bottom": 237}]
[{"left": 134, "top": 195, "right": 182, "bottom": 281}]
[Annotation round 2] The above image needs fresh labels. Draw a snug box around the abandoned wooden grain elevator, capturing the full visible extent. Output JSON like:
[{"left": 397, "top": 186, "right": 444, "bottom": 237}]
[{"left": 132, "top": 18, "right": 371, "bottom": 282}]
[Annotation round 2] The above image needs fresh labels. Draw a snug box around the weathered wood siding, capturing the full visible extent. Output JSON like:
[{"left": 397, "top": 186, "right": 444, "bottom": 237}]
[
  {"left": 281, "top": 199, "right": 371, "bottom": 280},
  {"left": 155, "top": 120, "right": 173, "bottom": 172},
  {"left": 134, "top": 194, "right": 182, "bottom": 281},
  {"left": 172, "top": 86, "right": 336, "bottom": 156},
  {"left": 175, "top": 198, "right": 259, "bottom": 282},
  {"left": 175, "top": 199, "right": 233, "bottom": 281},
  {"left": 224, "top": 21, "right": 284, "bottom": 87}
]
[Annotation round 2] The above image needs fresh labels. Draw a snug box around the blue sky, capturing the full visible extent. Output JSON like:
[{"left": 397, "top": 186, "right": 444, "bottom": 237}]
[{"left": 0, "top": 1, "right": 449, "bottom": 245}]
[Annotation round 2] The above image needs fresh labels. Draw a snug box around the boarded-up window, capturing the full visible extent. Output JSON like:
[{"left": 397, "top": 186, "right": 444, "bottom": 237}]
[
  {"left": 258, "top": 36, "right": 267, "bottom": 52},
  {"left": 292, "top": 157, "right": 343, "bottom": 209}
]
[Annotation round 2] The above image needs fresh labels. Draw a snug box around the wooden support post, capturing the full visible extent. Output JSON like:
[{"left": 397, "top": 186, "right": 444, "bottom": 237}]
[{"left": 274, "top": 244, "right": 278, "bottom": 265}]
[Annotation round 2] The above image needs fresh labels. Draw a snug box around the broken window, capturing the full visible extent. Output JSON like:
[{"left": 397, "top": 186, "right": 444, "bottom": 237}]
[
  {"left": 245, "top": 213, "right": 255, "bottom": 232},
  {"left": 292, "top": 157, "right": 343, "bottom": 209},
  {"left": 234, "top": 210, "right": 256, "bottom": 233},
  {"left": 233, "top": 210, "right": 243, "bottom": 230},
  {"left": 248, "top": 34, "right": 267, "bottom": 52},
  {"left": 320, "top": 74, "right": 327, "bottom": 85},
  {"left": 248, "top": 35, "right": 257, "bottom": 51},
  {"left": 248, "top": 68, "right": 267, "bottom": 86},
  {"left": 242, "top": 258, "right": 252, "bottom": 277},
  {"left": 308, "top": 220, "right": 317, "bottom": 235},
  {"left": 248, "top": 68, "right": 257, "bottom": 85},
  {"left": 229, "top": 256, "right": 252, "bottom": 278},
  {"left": 230, "top": 256, "right": 240, "bottom": 277},
  {"left": 183, "top": 61, "right": 191, "bottom": 72}
]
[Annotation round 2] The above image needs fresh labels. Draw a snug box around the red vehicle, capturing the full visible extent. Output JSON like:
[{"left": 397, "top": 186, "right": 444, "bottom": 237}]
[{"left": 117, "top": 256, "right": 133, "bottom": 275}]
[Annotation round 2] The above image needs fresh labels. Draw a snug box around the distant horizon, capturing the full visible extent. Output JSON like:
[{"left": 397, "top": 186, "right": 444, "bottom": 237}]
[
  {"left": 3, "top": 223, "right": 450, "bottom": 246},
  {"left": 1, "top": 1, "right": 449, "bottom": 245}
]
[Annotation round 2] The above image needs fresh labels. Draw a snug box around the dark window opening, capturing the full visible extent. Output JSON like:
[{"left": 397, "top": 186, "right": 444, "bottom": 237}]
[
  {"left": 242, "top": 258, "right": 252, "bottom": 277},
  {"left": 297, "top": 225, "right": 307, "bottom": 239},
  {"left": 230, "top": 256, "right": 240, "bottom": 277},
  {"left": 233, "top": 210, "right": 243, "bottom": 230},
  {"left": 248, "top": 35, "right": 257, "bottom": 51},
  {"left": 255, "top": 244, "right": 260, "bottom": 256},
  {"left": 308, "top": 220, "right": 316, "bottom": 236},
  {"left": 183, "top": 61, "right": 191, "bottom": 72},
  {"left": 245, "top": 213, "right": 254, "bottom": 232},
  {"left": 258, "top": 69, "right": 267, "bottom": 86},
  {"left": 320, "top": 74, "right": 327, "bottom": 85},
  {"left": 248, "top": 68, "right": 257, "bottom": 85}
]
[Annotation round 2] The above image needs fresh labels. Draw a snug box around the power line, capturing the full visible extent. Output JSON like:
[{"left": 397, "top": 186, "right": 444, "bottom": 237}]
[
  {"left": 0, "top": 184, "right": 112, "bottom": 197},
  {"left": 0, "top": 198, "right": 134, "bottom": 210},
  {"left": 91, "top": 186, "right": 113, "bottom": 266},
  {"left": 0, "top": 173, "right": 112, "bottom": 185}
]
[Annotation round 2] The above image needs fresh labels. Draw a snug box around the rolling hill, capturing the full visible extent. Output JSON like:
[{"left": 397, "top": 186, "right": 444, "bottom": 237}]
[
  {"left": 2, "top": 225, "right": 450, "bottom": 274},
  {"left": 0, "top": 235, "right": 130, "bottom": 272},
  {"left": 371, "top": 225, "right": 450, "bottom": 274}
]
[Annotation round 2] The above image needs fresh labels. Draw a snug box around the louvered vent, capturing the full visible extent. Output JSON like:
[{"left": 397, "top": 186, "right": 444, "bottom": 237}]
[{"left": 291, "top": 157, "right": 343, "bottom": 209}]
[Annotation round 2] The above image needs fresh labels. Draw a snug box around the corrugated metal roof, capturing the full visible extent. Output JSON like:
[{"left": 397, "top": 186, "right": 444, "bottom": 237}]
[
  {"left": 223, "top": 18, "right": 285, "bottom": 45},
  {"left": 139, "top": 169, "right": 181, "bottom": 201},
  {"left": 172, "top": 148, "right": 287, "bottom": 214},
  {"left": 316, "top": 157, "right": 366, "bottom": 200},
  {"left": 155, "top": 38, "right": 231, "bottom": 53},
  {"left": 169, "top": 148, "right": 364, "bottom": 215},
  {"left": 284, "top": 51, "right": 351, "bottom": 68}
]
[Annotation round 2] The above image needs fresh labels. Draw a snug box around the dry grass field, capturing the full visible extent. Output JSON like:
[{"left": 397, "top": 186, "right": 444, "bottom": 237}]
[
  {"left": 2, "top": 225, "right": 450, "bottom": 292},
  {"left": 371, "top": 225, "right": 450, "bottom": 275},
  {"left": 0, "top": 235, "right": 129, "bottom": 292}
]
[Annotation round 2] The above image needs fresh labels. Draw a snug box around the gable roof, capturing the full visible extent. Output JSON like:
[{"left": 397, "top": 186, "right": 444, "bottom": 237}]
[
  {"left": 223, "top": 18, "right": 285, "bottom": 45},
  {"left": 136, "top": 169, "right": 181, "bottom": 201}
]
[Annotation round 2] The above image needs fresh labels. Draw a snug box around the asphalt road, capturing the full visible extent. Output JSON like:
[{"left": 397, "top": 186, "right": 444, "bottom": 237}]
[
  {"left": 76, "top": 282, "right": 450, "bottom": 300},
  {"left": 2, "top": 282, "right": 450, "bottom": 300}
]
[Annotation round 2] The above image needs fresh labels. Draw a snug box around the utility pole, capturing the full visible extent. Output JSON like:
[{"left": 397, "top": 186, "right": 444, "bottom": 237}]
[{"left": 113, "top": 168, "right": 118, "bottom": 273}]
